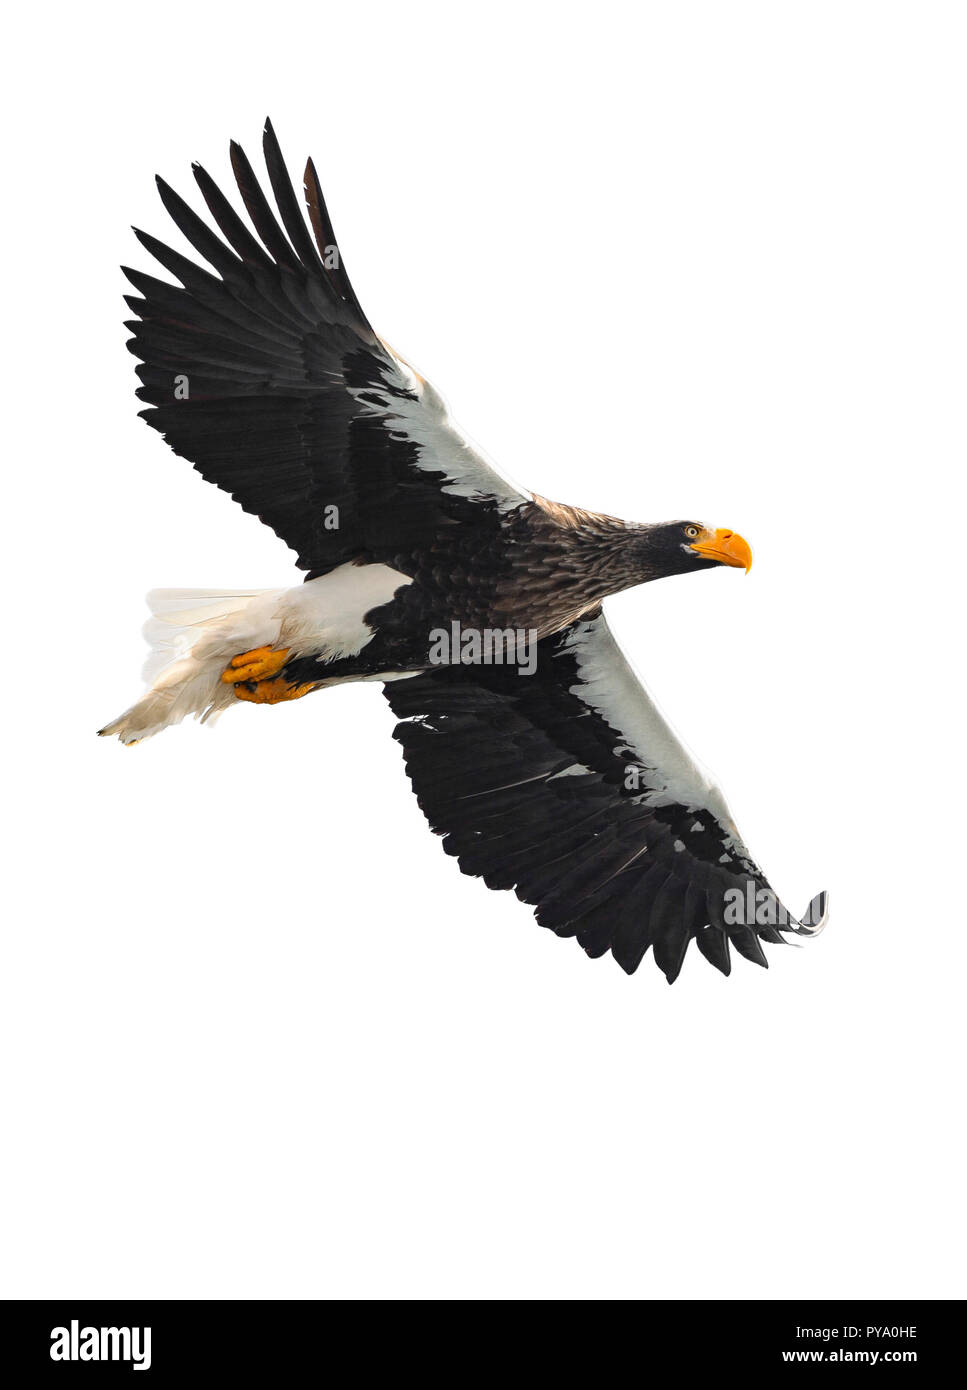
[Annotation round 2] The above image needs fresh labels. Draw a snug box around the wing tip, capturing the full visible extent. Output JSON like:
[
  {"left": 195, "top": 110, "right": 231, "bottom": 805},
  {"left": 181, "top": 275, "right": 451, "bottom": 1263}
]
[{"left": 784, "top": 889, "right": 829, "bottom": 939}]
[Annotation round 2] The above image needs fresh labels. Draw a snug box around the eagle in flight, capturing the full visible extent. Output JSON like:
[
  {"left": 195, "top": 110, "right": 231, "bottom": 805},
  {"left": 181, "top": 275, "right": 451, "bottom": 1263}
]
[{"left": 101, "top": 120, "right": 827, "bottom": 982}]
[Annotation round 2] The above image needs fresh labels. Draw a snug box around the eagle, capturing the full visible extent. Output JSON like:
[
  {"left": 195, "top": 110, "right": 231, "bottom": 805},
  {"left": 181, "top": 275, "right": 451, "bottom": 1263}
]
[{"left": 101, "top": 119, "right": 827, "bottom": 983}]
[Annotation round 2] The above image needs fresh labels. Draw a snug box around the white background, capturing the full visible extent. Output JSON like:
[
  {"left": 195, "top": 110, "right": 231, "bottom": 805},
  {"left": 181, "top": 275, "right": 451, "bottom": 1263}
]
[{"left": 2, "top": 1, "right": 964, "bottom": 1299}]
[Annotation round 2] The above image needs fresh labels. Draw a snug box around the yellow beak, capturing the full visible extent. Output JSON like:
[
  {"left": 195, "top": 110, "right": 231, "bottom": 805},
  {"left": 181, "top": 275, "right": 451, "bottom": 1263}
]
[{"left": 689, "top": 527, "right": 753, "bottom": 572}]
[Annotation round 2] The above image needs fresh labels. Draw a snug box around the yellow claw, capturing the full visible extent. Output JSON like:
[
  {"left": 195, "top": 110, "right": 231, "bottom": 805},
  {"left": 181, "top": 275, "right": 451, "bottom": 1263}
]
[
  {"left": 221, "top": 645, "right": 291, "bottom": 685},
  {"left": 233, "top": 677, "right": 318, "bottom": 705}
]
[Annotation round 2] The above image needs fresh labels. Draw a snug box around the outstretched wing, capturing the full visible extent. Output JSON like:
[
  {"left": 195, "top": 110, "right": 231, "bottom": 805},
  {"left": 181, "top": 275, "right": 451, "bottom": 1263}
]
[
  {"left": 385, "top": 613, "right": 827, "bottom": 981},
  {"left": 125, "top": 118, "right": 527, "bottom": 577}
]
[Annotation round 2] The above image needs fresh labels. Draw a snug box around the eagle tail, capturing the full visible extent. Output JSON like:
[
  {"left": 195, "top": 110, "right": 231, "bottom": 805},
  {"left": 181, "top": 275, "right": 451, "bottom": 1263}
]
[{"left": 98, "top": 587, "right": 283, "bottom": 744}]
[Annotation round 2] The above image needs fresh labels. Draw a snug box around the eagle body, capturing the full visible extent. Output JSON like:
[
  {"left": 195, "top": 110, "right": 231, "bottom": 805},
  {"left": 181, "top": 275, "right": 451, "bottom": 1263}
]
[
  {"left": 281, "top": 502, "right": 725, "bottom": 689},
  {"left": 101, "top": 119, "right": 827, "bottom": 982}
]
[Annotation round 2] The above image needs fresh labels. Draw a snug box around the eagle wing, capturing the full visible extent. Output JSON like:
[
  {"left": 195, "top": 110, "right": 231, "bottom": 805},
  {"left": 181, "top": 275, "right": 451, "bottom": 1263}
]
[
  {"left": 385, "top": 613, "right": 827, "bottom": 981},
  {"left": 125, "top": 118, "right": 527, "bottom": 577}
]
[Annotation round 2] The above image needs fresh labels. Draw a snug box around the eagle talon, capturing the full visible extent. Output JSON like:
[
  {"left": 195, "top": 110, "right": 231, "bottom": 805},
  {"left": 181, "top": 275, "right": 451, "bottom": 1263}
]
[
  {"left": 220, "top": 645, "right": 291, "bottom": 685},
  {"left": 233, "top": 676, "right": 317, "bottom": 705}
]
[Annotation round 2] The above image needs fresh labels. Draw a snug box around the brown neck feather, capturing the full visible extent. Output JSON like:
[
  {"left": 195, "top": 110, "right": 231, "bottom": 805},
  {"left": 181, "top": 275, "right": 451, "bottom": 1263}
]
[{"left": 495, "top": 498, "right": 647, "bottom": 637}]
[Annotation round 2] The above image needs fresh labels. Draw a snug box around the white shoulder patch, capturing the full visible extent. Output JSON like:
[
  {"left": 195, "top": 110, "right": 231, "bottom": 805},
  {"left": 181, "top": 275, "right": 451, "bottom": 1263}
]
[
  {"left": 349, "top": 350, "right": 529, "bottom": 512},
  {"left": 280, "top": 563, "right": 413, "bottom": 661}
]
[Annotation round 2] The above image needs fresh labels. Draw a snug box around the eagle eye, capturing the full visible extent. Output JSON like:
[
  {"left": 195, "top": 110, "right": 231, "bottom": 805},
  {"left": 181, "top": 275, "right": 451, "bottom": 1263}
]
[{"left": 684, "top": 525, "right": 700, "bottom": 539}]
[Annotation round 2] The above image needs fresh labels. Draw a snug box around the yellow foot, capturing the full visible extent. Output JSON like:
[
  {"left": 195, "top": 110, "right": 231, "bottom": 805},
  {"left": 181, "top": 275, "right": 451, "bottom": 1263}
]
[
  {"left": 233, "top": 676, "right": 318, "bottom": 705},
  {"left": 221, "top": 645, "right": 291, "bottom": 685}
]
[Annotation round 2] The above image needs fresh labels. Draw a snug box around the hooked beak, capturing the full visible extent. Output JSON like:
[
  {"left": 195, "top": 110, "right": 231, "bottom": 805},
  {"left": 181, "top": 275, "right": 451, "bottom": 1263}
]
[{"left": 689, "top": 527, "right": 753, "bottom": 573}]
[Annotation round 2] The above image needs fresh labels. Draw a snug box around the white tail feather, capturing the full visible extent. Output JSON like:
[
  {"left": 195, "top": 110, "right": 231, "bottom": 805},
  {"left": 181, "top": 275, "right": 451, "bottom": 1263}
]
[
  {"left": 100, "top": 587, "right": 284, "bottom": 745},
  {"left": 141, "top": 588, "right": 274, "bottom": 682}
]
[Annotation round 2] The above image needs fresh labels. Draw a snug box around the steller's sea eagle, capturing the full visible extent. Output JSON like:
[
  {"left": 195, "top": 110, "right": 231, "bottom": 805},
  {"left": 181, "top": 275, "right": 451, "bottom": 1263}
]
[{"left": 101, "top": 119, "right": 827, "bottom": 982}]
